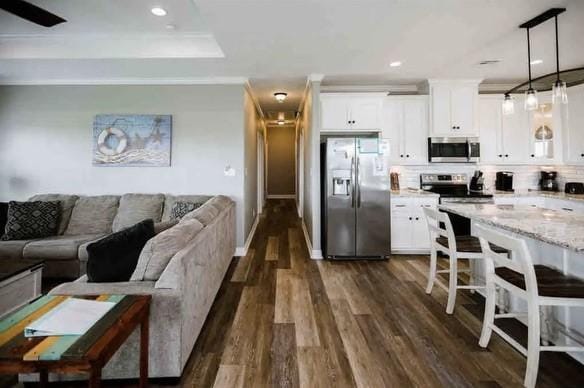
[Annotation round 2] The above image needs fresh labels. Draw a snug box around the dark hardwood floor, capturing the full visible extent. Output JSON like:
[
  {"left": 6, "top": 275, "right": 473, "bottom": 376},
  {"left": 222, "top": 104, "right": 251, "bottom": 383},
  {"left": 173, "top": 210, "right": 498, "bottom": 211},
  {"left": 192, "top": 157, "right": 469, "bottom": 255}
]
[{"left": 4, "top": 199, "right": 584, "bottom": 387}]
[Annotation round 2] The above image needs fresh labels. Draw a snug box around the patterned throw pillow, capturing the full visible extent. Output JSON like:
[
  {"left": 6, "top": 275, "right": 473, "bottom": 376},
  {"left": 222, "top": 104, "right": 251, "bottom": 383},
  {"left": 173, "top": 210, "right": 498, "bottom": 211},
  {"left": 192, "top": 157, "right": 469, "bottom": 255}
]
[
  {"left": 1, "top": 201, "right": 60, "bottom": 241},
  {"left": 170, "top": 202, "right": 203, "bottom": 220}
]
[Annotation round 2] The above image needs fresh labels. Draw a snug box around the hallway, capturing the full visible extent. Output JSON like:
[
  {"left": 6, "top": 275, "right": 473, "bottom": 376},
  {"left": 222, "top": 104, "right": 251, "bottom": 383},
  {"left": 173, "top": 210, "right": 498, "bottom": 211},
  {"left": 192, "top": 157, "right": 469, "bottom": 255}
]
[{"left": 180, "top": 199, "right": 584, "bottom": 388}]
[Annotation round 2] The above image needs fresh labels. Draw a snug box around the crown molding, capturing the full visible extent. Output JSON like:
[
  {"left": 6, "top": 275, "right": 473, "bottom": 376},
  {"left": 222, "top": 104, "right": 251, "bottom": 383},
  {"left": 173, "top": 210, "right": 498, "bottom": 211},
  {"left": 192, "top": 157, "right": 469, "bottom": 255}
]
[
  {"left": 308, "top": 73, "right": 325, "bottom": 82},
  {"left": 478, "top": 83, "right": 519, "bottom": 94},
  {"left": 244, "top": 80, "right": 266, "bottom": 119},
  {"left": 320, "top": 84, "right": 419, "bottom": 94},
  {"left": 0, "top": 77, "right": 249, "bottom": 86}
]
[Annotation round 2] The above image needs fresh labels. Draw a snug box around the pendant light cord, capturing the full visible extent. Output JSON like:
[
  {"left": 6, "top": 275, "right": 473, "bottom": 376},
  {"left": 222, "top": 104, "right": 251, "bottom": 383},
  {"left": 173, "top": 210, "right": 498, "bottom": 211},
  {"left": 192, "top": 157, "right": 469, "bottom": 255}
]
[
  {"left": 527, "top": 27, "right": 532, "bottom": 88},
  {"left": 555, "top": 15, "right": 560, "bottom": 81}
]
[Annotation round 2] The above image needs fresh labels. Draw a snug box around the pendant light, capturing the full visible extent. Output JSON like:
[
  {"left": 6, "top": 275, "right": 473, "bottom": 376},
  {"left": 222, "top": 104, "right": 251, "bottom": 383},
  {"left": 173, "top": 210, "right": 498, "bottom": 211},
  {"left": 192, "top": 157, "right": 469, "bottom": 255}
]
[
  {"left": 551, "top": 15, "right": 568, "bottom": 104},
  {"left": 502, "top": 93, "right": 515, "bottom": 115},
  {"left": 524, "top": 27, "right": 539, "bottom": 111}
]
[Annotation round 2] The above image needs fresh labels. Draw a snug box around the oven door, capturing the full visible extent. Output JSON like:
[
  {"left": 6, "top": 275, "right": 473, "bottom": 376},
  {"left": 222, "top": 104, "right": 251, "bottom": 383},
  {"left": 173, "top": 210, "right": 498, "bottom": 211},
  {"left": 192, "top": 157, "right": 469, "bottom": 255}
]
[{"left": 428, "top": 137, "right": 478, "bottom": 163}]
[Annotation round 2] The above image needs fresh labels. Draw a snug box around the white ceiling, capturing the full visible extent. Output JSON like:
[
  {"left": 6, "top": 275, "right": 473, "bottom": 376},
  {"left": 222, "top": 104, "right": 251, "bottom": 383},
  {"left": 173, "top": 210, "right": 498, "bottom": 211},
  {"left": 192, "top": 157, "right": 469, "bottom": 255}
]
[{"left": 1, "top": 0, "right": 584, "bottom": 114}]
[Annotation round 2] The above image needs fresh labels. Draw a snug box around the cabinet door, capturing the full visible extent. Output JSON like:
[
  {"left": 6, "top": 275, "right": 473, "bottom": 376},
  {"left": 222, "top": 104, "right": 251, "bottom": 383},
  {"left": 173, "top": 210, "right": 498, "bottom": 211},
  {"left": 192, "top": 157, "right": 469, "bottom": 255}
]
[
  {"left": 450, "top": 85, "right": 477, "bottom": 135},
  {"left": 430, "top": 84, "right": 452, "bottom": 136},
  {"left": 479, "top": 97, "right": 503, "bottom": 164},
  {"left": 403, "top": 99, "right": 428, "bottom": 163},
  {"left": 502, "top": 105, "right": 529, "bottom": 163},
  {"left": 564, "top": 86, "right": 584, "bottom": 164},
  {"left": 382, "top": 99, "right": 405, "bottom": 163},
  {"left": 411, "top": 203, "right": 433, "bottom": 250},
  {"left": 321, "top": 96, "right": 350, "bottom": 130},
  {"left": 391, "top": 203, "right": 412, "bottom": 250},
  {"left": 350, "top": 97, "right": 382, "bottom": 129}
]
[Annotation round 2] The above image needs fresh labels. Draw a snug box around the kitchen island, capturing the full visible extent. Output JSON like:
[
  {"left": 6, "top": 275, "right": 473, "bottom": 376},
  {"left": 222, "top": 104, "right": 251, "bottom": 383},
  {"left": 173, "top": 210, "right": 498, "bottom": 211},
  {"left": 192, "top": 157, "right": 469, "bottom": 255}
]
[{"left": 438, "top": 203, "right": 584, "bottom": 363}]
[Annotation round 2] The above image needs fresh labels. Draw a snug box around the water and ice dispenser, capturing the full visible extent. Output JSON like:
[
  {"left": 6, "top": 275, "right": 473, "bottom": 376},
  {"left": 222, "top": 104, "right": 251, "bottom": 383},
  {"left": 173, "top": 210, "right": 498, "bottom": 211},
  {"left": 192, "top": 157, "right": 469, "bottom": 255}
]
[{"left": 332, "top": 170, "right": 351, "bottom": 196}]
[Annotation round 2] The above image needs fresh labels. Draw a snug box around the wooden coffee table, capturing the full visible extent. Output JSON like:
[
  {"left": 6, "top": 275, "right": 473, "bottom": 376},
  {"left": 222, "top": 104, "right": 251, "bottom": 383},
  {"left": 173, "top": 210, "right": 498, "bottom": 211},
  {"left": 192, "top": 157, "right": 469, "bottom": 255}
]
[
  {"left": 0, "top": 259, "right": 44, "bottom": 318},
  {"left": 0, "top": 294, "right": 151, "bottom": 388}
]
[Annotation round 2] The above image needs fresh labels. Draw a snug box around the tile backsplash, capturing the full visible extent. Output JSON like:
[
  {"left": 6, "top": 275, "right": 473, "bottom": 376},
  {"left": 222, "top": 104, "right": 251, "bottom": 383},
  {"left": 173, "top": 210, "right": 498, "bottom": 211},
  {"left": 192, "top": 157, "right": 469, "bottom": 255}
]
[{"left": 392, "top": 164, "right": 583, "bottom": 192}]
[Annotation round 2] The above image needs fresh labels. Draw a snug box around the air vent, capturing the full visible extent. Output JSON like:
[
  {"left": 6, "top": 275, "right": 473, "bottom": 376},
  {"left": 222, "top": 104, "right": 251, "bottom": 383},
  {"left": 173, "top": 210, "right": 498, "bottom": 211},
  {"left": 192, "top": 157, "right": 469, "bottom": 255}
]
[{"left": 478, "top": 59, "right": 502, "bottom": 66}]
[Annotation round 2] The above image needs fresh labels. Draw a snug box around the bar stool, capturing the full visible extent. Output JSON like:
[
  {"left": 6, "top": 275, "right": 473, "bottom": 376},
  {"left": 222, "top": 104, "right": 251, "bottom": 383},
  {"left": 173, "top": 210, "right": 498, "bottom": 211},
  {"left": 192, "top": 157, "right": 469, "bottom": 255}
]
[
  {"left": 475, "top": 224, "right": 584, "bottom": 388},
  {"left": 423, "top": 208, "right": 508, "bottom": 314}
]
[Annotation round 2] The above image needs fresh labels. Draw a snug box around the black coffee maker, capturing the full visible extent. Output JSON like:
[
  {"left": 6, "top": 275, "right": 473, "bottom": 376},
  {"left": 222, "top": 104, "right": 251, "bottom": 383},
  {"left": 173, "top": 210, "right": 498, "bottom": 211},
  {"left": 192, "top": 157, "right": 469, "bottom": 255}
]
[
  {"left": 540, "top": 171, "right": 559, "bottom": 192},
  {"left": 496, "top": 171, "right": 514, "bottom": 192}
]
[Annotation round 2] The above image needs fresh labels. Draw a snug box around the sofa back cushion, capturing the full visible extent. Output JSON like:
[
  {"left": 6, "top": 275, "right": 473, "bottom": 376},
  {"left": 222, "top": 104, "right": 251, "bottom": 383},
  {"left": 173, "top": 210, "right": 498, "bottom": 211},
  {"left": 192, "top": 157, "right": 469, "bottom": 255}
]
[
  {"left": 161, "top": 195, "right": 212, "bottom": 222},
  {"left": 65, "top": 195, "right": 120, "bottom": 235},
  {"left": 29, "top": 194, "right": 79, "bottom": 235},
  {"left": 130, "top": 218, "right": 204, "bottom": 281},
  {"left": 0, "top": 202, "right": 7, "bottom": 235},
  {"left": 112, "top": 193, "right": 164, "bottom": 232},
  {"left": 180, "top": 201, "right": 220, "bottom": 226},
  {"left": 86, "top": 219, "right": 155, "bottom": 282},
  {"left": 1, "top": 201, "right": 60, "bottom": 241}
]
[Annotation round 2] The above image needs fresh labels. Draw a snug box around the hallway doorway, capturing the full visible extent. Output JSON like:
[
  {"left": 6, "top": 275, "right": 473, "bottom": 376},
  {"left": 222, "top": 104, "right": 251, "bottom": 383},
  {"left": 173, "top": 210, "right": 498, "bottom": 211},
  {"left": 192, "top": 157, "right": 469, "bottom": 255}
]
[{"left": 266, "top": 125, "right": 296, "bottom": 199}]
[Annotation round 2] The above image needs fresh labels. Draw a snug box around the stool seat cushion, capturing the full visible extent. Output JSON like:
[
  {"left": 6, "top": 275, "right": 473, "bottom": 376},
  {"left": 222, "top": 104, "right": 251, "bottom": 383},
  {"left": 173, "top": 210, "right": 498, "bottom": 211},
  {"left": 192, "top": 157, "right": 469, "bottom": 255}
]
[
  {"left": 436, "top": 235, "right": 508, "bottom": 254},
  {"left": 496, "top": 265, "right": 584, "bottom": 298}
]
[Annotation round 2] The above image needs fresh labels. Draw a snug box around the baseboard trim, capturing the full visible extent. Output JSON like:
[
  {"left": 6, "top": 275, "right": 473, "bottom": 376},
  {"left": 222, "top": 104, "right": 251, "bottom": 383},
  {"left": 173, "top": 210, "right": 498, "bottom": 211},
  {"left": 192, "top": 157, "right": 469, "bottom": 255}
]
[
  {"left": 301, "top": 220, "right": 323, "bottom": 260},
  {"left": 267, "top": 194, "right": 296, "bottom": 199},
  {"left": 391, "top": 249, "right": 431, "bottom": 255},
  {"left": 235, "top": 214, "right": 260, "bottom": 257}
]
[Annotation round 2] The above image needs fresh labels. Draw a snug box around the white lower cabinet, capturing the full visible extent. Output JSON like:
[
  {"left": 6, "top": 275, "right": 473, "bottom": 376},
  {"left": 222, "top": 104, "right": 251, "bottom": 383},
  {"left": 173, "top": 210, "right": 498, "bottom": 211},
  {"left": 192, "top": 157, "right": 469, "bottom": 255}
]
[{"left": 391, "top": 197, "right": 438, "bottom": 253}]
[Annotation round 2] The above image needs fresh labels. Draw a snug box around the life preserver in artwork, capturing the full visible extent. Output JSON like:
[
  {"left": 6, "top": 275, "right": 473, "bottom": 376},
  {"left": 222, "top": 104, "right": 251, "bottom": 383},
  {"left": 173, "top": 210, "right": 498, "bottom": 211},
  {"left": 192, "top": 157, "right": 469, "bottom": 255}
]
[{"left": 97, "top": 127, "right": 128, "bottom": 156}]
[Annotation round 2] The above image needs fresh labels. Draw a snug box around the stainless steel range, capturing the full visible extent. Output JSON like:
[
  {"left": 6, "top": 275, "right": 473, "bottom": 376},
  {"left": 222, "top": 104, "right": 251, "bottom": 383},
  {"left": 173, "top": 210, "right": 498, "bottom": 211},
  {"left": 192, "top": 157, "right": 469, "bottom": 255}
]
[
  {"left": 420, "top": 173, "right": 494, "bottom": 204},
  {"left": 420, "top": 173, "right": 493, "bottom": 235}
]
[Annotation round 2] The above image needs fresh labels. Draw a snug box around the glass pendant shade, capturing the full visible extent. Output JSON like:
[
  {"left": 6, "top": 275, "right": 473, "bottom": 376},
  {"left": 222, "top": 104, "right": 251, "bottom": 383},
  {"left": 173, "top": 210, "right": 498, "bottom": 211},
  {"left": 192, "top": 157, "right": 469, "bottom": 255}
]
[
  {"left": 524, "top": 88, "right": 539, "bottom": 111},
  {"left": 552, "top": 79, "right": 568, "bottom": 104},
  {"left": 502, "top": 94, "right": 515, "bottom": 115}
]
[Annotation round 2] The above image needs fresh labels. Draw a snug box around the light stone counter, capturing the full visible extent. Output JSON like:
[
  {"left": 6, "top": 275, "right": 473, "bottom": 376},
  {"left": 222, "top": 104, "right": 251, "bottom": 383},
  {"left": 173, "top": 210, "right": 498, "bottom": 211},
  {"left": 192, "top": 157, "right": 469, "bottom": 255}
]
[
  {"left": 491, "top": 190, "right": 584, "bottom": 203},
  {"left": 391, "top": 188, "right": 439, "bottom": 198},
  {"left": 438, "top": 203, "right": 584, "bottom": 252}
]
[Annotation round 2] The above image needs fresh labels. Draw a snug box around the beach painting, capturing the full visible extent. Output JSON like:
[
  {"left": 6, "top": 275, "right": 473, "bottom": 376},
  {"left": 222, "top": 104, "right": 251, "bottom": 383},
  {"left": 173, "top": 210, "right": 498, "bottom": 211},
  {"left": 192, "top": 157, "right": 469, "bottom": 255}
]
[{"left": 93, "top": 114, "right": 172, "bottom": 167}]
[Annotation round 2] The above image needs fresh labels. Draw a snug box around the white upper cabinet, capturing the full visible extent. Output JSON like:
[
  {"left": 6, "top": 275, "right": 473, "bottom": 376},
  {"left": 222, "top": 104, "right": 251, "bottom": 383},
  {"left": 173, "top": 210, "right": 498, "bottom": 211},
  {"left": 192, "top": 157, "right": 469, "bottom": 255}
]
[
  {"left": 563, "top": 85, "right": 584, "bottom": 165},
  {"left": 320, "top": 93, "right": 383, "bottom": 131},
  {"left": 429, "top": 80, "right": 480, "bottom": 137},
  {"left": 381, "top": 96, "right": 428, "bottom": 164},
  {"left": 478, "top": 95, "right": 529, "bottom": 164}
]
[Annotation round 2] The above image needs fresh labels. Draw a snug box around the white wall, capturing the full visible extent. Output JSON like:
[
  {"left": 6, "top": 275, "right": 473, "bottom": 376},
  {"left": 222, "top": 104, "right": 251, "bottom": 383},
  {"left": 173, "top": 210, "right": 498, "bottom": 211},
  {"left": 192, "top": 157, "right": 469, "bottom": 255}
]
[
  {"left": 243, "top": 88, "right": 260, "bottom": 241},
  {"left": 0, "top": 84, "right": 250, "bottom": 246},
  {"left": 300, "top": 80, "right": 322, "bottom": 258}
]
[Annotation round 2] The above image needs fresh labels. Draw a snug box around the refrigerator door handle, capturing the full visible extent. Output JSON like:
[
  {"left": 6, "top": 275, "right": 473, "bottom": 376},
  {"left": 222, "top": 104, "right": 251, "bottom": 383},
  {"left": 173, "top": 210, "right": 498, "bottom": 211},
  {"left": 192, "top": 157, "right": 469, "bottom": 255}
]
[
  {"left": 356, "top": 157, "right": 361, "bottom": 208},
  {"left": 467, "top": 140, "right": 472, "bottom": 162},
  {"left": 350, "top": 156, "right": 356, "bottom": 208}
]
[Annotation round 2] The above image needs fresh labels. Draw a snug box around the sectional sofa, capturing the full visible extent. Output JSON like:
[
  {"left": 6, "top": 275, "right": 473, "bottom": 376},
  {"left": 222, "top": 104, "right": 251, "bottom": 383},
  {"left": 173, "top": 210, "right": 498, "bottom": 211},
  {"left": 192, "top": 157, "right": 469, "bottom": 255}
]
[
  {"left": 0, "top": 193, "right": 214, "bottom": 278},
  {"left": 18, "top": 193, "right": 236, "bottom": 381}
]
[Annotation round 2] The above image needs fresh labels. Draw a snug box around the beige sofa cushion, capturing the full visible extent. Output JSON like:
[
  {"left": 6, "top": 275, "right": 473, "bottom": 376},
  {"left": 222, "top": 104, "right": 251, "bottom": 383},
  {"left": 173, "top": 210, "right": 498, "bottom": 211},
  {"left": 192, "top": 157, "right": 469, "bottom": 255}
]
[
  {"left": 180, "top": 202, "right": 220, "bottom": 226},
  {"left": 112, "top": 194, "right": 164, "bottom": 232},
  {"left": 206, "top": 195, "right": 232, "bottom": 212},
  {"left": 28, "top": 194, "right": 79, "bottom": 235},
  {"left": 161, "top": 195, "right": 211, "bottom": 222},
  {"left": 65, "top": 196, "right": 120, "bottom": 235},
  {"left": 130, "top": 219, "right": 204, "bottom": 281},
  {"left": 23, "top": 234, "right": 105, "bottom": 261},
  {"left": 0, "top": 239, "right": 37, "bottom": 260}
]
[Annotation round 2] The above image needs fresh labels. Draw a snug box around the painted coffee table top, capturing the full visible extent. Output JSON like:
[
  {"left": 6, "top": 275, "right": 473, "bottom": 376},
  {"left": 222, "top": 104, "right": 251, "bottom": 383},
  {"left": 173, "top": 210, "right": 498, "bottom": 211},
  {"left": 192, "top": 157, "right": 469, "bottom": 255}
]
[{"left": 0, "top": 294, "right": 148, "bottom": 363}]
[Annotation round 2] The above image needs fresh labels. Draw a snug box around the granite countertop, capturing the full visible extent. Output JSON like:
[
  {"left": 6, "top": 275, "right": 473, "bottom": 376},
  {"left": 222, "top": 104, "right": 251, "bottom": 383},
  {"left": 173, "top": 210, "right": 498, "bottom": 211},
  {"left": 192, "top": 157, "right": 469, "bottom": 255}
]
[
  {"left": 491, "top": 190, "right": 584, "bottom": 203},
  {"left": 438, "top": 203, "right": 584, "bottom": 252},
  {"left": 391, "top": 188, "right": 440, "bottom": 198}
]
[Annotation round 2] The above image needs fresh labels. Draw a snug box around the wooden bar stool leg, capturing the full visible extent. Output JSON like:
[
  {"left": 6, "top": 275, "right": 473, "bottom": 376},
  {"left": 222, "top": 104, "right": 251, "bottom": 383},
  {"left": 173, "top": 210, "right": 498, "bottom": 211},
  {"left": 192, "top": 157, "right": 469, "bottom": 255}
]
[
  {"left": 446, "top": 254, "right": 458, "bottom": 314},
  {"left": 426, "top": 248, "right": 437, "bottom": 294},
  {"left": 88, "top": 367, "right": 101, "bottom": 388},
  {"left": 480, "top": 280, "right": 496, "bottom": 347},
  {"left": 525, "top": 302, "right": 541, "bottom": 388}
]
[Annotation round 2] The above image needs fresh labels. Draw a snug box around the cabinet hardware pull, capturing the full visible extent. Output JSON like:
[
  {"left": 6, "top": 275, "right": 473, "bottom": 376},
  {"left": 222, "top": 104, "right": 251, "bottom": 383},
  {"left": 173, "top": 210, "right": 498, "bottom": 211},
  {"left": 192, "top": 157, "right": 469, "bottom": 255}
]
[
  {"left": 409, "top": 217, "right": 413, "bottom": 220},
  {"left": 395, "top": 205, "right": 406, "bottom": 207},
  {"left": 415, "top": 217, "right": 419, "bottom": 220},
  {"left": 562, "top": 207, "right": 574, "bottom": 212},
  {"left": 531, "top": 154, "right": 535, "bottom": 157},
  {"left": 498, "top": 154, "right": 503, "bottom": 158},
  {"left": 505, "top": 154, "right": 509, "bottom": 157}
]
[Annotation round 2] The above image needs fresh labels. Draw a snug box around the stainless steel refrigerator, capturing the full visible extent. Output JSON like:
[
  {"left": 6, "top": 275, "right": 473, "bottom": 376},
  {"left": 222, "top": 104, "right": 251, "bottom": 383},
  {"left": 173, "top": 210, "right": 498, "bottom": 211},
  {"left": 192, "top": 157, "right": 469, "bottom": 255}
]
[{"left": 323, "top": 136, "right": 391, "bottom": 259}]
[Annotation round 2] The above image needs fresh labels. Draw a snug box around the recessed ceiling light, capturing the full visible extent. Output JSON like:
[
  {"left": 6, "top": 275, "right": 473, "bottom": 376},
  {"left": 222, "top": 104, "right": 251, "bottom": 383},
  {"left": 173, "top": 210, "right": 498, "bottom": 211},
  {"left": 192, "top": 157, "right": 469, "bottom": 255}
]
[
  {"left": 389, "top": 61, "right": 402, "bottom": 67},
  {"left": 274, "top": 92, "right": 287, "bottom": 103},
  {"left": 165, "top": 24, "right": 176, "bottom": 30},
  {"left": 151, "top": 7, "right": 167, "bottom": 16},
  {"left": 530, "top": 59, "right": 543, "bottom": 65}
]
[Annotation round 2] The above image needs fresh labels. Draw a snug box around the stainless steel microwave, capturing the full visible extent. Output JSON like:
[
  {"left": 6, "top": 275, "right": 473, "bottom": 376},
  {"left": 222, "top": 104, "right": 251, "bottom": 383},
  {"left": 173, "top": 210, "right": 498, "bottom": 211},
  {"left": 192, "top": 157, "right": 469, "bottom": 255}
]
[{"left": 428, "top": 137, "right": 480, "bottom": 163}]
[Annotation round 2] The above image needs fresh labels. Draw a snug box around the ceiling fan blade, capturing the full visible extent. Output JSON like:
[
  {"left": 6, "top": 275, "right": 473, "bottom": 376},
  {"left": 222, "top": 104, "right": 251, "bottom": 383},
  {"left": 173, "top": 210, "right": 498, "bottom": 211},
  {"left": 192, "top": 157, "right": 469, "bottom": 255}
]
[{"left": 0, "top": 0, "right": 66, "bottom": 27}]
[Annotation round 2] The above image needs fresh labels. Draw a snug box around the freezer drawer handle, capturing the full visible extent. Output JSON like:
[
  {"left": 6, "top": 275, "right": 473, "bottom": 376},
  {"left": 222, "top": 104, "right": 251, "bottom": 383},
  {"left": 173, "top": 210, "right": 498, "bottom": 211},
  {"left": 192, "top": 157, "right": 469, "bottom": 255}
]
[
  {"left": 395, "top": 204, "right": 406, "bottom": 208},
  {"left": 562, "top": 207, "right": 574, "bottom": 212}
]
